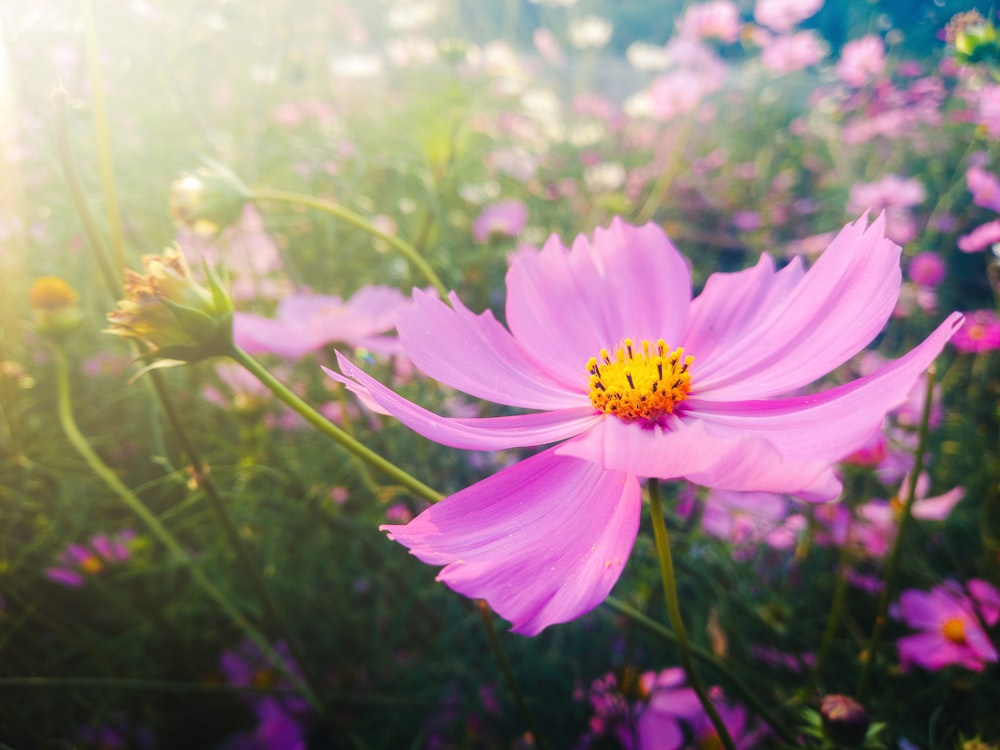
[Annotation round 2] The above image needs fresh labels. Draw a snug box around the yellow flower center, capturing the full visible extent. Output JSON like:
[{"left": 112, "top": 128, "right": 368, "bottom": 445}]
[
  {"left": 80, "top": 555, "right": 103, "bottom": 575},
  {"left": 941, "top": 616, "right": 967, "bottom": 645},
  {"left": 30, "top": 276, "right": 79, "bottom": 311},
  {"left": 587, "top": 339, "right": 693, "bottom": 426}
]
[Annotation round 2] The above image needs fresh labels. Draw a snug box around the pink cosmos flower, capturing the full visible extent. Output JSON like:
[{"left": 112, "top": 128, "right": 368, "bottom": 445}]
[
  {"left": 234, "top": 286, "right": 411, "bottom": 359},
  {"left": 958, "top": 219, "right": 1000, "bottom": 253},
  {"left": 471, "top": 199, "right": 529, "bottom": 244},
  {"left": 754, "top": 0, "right": 824, "bottom": 33},
  {"left": 675, "top": 0, "right": 741, "bottom": 44},
  {"left": 46, "top": 530, "right": 135, "bottom": 587},
  {"left": 697, "top": 489, "right": 804, "bottom": 559},
  {"left": 896, "top": 580, "right": 1000, "bottom": 672},
  {"left": 760, "top": 31, "right": 828, "bottom": 74},
  {"left": 836, "top": 35, "right": 886, "bottom": 87},
  {"left": 951, "top": 309, "right": 1000, "bottom": 352},
  {"left": 967, "top": 166, "right": 1000, "bottom": 213},
  {"left": 907, "top": 252, "right": 946, "bottom": 288},
  {"left": 330, "top": 216, "right": 961, "bottom": 635}
]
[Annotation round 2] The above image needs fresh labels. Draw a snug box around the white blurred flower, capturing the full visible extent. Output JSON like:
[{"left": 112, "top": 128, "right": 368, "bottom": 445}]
[
  {"left": 623, "top": 90, "right": 655, "bottom": 118},
  {"left": 566, "top": 120, "right": 606, "bottom": 147},
  {"left": 568, "top": 15, "right": 613, "bottom": 50},
  {"left": 387, "top": 0, "right": 438, "bottom": 32},
  {"left": 527, "top": 0, "right": 579, "bottom": 6},
  {"left": 329, "top": 52, "right": 383, "bottom": 78},
  {"left": 626, "top": 41, "right": 672, "bottom": 71},
  {"left": 583, "top": 162, "right": 626, "bottom": 192},
  {"left": 385, "top": 36, "right": 438, "bottom": 66}
]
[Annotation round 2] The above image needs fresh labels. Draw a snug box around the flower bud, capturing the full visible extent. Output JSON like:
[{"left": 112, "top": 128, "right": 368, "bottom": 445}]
[
  {"left": 30, "top": 276, "right": 83, "bottom": 337},
  {"left": 820, "top": 694, "right": 870, "bottom": 748},
  {"left": 106, "top": 247, "right": 233, "bottom": 363},
  {"left": 168, "top": 161, "right": 249, "bottom": 237}
]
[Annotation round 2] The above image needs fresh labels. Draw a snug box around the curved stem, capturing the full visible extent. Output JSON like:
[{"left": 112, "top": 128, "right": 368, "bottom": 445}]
[
  {"left": 250, "top": 188, "right": 448, "bottom": 298},
  {"left": 230, "top": 344, "right": 443, "bottom": 504},
  {"left": 647, "top": 479, "right": 736, "bottom": 750},
  {"left": 147, "top": 370, "right": 332, "bottom": 718},
  {"left": 49, "top": 343, "right": 323, "bottom": 715},
  {"left": 604, "top": 596, "right": 798, "bottom": 746},
  {"left": 857, "top": 365, "right": 937, "bottom": 701}
]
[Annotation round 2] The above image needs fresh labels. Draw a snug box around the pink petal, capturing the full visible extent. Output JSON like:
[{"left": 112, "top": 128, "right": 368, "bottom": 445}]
[
  {"left": 233, "top": 312, "right": 323, "bottom": 358},
  {"left": 329, "top": 354, "right": 600, "bottom": 450},
  {"left": 968, "top": 579, "right": 1000, "bottom": 626},
  {"left": 691, "top": 214, "right": 904, "bottom": 399},
  {"left": 558, "top": 418, "right": 841, "bottom": 500},
  {"left": 912, "top": 486, "right": 964, "bottom": 521},
  {"left": 898, "top": 588, "right": 947, "bottom": 629},
  {"left": 505, "top": 219, "right": 691, "bottom": 388},
  {"left": 381, "top": 448, "right": 641, "bottom": 635},
  {"left": 686, "top": 312, "right": 963, "bottom": 465},
  {"left": 897, "top": 632, "right": 964, "bottom": 671},
  {"left": 638, "top": 709, "right": 685, "bottom": 750},
  {"left": 397, "top": 289, "right": 585, "bottom": 410}
]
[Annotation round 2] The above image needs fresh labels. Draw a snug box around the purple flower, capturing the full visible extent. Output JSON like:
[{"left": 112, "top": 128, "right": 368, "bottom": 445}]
[
  {"left": 957, "top": 219, "right": 1000, "bottom": 253},
  {"left": 967, "top": 166, "right": 1000, "bottom": 213},
  {"left": 46, "top": 530, "right": 135, "bottom": 587},
  {"left": 907, "top": 252, "right": 946, "bottom": 288},
  {"left": 836, "top": 35, "right": 886, "bottom": 87},
  {"left": 896, "top": 580, "right": 1000, "bottom": 672},
  {"left": 951, "top": 310, "right": 1000, "bottom": 352},
  {"left": 471, "top": 200, "right": 528, "bottom": 244},
  {"left": 234, "top": 286, "right": 411, "bottom": 359},
  {"left": 330, "top": 216, "right": 961, "bottom": 635}
]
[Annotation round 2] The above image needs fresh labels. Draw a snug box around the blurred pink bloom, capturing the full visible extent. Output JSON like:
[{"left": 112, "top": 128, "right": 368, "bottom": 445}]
[
  {"left": 472, "top": 199, "right": 528, "bottom": 243},
  {"left": 951, "top": 309, "right": 1000, "bottom": 352},
  {"left": 46, "top": 530, "right": 134, "bottom": 587},
  {"left": 686, "top": 689, "right": 768, "bottom": 750},
  {"left": 907, "top": 252, "right": 946, "bottom": 288},
  {"left": 967, "top": 166, "right": 1000, "bottom": 213},
  {"left": 760, "top": 31, "right": 828, "bottom": 74},
  {"left": 649, "top": 69, "right": 721, "bottom": 120},
  {"left": 331, "top": 216, "right": 961, "bottom": 635},
  {"left": 753, "top": 0, "right": 823, "bottom": 33},
  {"left": 636, "top": 669, "right": 703, "bottom": 750},
  {"left": 675, "top": 0, "right": 741, "bottom": 43},
  {"left": 533, "top": 27, "right": 565, "bottom": 66},
  {"left": 836, "top": 35, "right": 886, "bottom": 87},
  {"left": 897, "top": 580, "right": 1000, "bottom": 672},
  {"left": 972, "top": 84, "right": 1000, "bottom": 137},
  {"left": 234, "top": 286, "right": 410, "bottom": 359},
  {"left": 699, "top": 489, "right": 803, "bottom": 558},
  {"left": 958, "top": 219, "right": 1000, "bottom": 253},
  {"left": 851, "top": 474, "right": 963, "bottom": 558},
  {"left": 847, "top": 176, "right": 926, "bottom": 243}
]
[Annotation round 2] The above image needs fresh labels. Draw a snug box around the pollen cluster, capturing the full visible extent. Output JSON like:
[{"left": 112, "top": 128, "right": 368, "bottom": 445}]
[{"left": 586, "top": 338, "right": 693, "bottom": 426}]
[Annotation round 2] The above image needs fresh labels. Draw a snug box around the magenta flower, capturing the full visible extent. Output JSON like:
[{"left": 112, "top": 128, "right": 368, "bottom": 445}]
[
  {"left": 330, "top": 216, "right": 961, "bottom": 635},
  {"left": 950, "top": 309, "right": 1000, "bottom": 353},
  {"left": 957, "top": 219, "right": 1000, "bottom": 253},
  {"left": 836, "top": 35, "right": 886, "bottom": 87},
  {"left": 46, "top": 530, "right": 135, "bottom": 587},
  {"left": 753, "top": 0, "right": 824, "bottom": 33},
  {"left": 896, "top": 580, "right": 1000, "bottom": 672},
  {"left": 967, "top": 166, "right": 1000, "bottom": 213},
  {"left": 234, "top": 285, "right": 410, "bottom": 359}
]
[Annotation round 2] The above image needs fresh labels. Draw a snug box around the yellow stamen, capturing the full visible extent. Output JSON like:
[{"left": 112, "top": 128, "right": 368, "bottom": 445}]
[
  {"left": 80, "top": 555, "right": 103, "bottom": 575},
  {"left": 941, "top": 617, "right": 967, "bottom": 645},
  {"left": 30, "top": 276, "right": 79, "bottom": 311},
  {"left": 586, "top": 338, "right": 693, "bottom": 426}
]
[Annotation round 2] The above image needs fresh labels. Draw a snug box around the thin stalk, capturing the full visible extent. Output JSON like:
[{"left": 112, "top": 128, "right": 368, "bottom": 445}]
[
  {"left": 635, "top": 116, "right": 696, "bottom": 223},
  {"left": 250, "top": 188, "right": 448, "bottom": 298},
  {"left": 49, "top": 343, "right": 324, "bottom": 715},
  {"left": 52, "top": 87, "right": 120, "bottom": 296},
  {"left": 80, "top": 0, "right": 125, "bottom": 271},
  {"left": 147, "top": 370, "right": 332, "bottom": 718},
  {"left": 230, "top": 344, "right": 443, "bottom": 504},
  {"left": 648, "top": 479, "right": 736, "bottom": 750},
  {"left": 857, "top": 366, "right": 937, "bottom": 701},
  {"left": 604, "top": 596, "right": 798, "bottom": 746},
  {"left": 801, "top": 524, "right": 853, "bottom": 698},
  {"left": 478, "top": 602, "right": 547, "bottom": 750}
]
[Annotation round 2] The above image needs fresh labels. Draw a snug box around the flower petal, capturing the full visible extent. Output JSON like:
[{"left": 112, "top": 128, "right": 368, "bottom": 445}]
[
  {"left": 691, "top": 214, "right": 904, "bottom": 399},
  {"left": 505, "top": 219, "right": 692, "bottom": 388},
  {"left": 328, "top": 354, "right": 600, "bottom": 451},
  {"left": 381, "top": 448, "right": 641, "bottom": 636},
  {"left": 686, "top": 312, "right": 963, "bottom": 465},
  {"left": 558, "top": 418, "right": 841, "bottom": 500},
  {"left": 396, "top": 289, "right": 584, "bottom": 409}
]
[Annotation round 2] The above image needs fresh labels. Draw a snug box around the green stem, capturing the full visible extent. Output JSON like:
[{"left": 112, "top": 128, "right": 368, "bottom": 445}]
[
  {"left": 647, "top": 479, "right": 737, "bottom": 750},
  {"left": 52, "top": 87, "right": 121, "bottom": 296},
  {"left": 250, "top": 188, "right": 448, "bottom": 298},
  {"left": 230, "top": 344, "right": 443, "bottom": 504},
  {"left": 857, "top": 365, "right": 937, "bottom": 702},
  {"left": 147, "top": 370, "right": 332, "bottom": 719},
  {"left": 604, "top": 596, "right": 798, "bottom": 746},
  {"left": 49, "top": 343, "right": 323, "bottom": 715},
  {"left": 478, "top": 602, "right": 547, "bottom": 750},
  {"left": 81, "top": 0, "right": 125, "bottom": 272},
  {"left": 802, "top": 520, "right": 853, "bottom": 698}
]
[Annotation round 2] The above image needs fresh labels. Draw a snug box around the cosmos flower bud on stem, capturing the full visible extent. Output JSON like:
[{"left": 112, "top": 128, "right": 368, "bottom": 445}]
[
  {"left": 30, "top": 276, "right": 83, "bottom": 338},
  {"left": 820, "top": 695, "right": 871, "bottom": 747},
  {"left": 169, "top": 161, "right": 249, "bottom": 237},
  {"left": 106, "top": 246, "right": 234, "bottom": 363}
]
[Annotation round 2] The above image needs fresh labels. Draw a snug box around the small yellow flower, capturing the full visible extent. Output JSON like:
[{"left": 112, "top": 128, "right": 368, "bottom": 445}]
[{"left": 29, "top": 276, "right": 83, "bottom": 336}]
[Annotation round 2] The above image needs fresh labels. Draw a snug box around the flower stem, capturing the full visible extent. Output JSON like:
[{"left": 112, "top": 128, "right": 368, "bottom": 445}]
[
  {"left": 604, "top": 596, "right": 798, "bottom": 746},
  {"left": 250, "top": 187, "right": 449, "bottom": 298},
  {"left": 147, "top": 369, "right": 333, "bottom": 719},
  {"left": 230, "top": 344, "right": 443, "bottom": 504},
  {"left": 647, "top": 478, "right": 736, "bottom": 750},
  {"left": 80, "top": 0, "right": 125, "bottom": 272},
  {"left": 857, "top": 365, "right": 937, "bottom": 702},
  {"left": 49, "top": 343, "right": 324, "bottom": 715},
  {"left": 477, "top": 602, "right": 547, "bottom": 750}
]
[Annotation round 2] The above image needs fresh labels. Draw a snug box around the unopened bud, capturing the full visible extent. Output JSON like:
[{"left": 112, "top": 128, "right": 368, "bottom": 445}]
[{"left": 820, "top": 694, "right": 870, "bottom": 748}]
